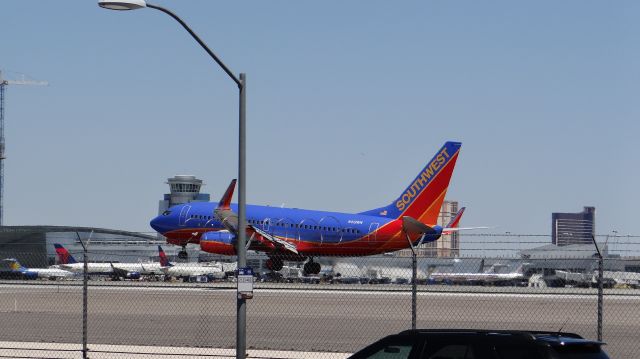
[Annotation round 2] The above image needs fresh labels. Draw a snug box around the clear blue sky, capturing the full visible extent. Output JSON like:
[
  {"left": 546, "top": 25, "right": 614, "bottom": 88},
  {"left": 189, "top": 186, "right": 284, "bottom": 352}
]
[{"left": 1, "top": 1, "right": 638, "bottom": 239}]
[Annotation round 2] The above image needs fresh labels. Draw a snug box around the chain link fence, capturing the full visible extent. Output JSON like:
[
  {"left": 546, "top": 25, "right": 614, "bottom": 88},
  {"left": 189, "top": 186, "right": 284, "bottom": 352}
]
[{"left": 0, "top": 234, "right": 639, "bottom": 358}]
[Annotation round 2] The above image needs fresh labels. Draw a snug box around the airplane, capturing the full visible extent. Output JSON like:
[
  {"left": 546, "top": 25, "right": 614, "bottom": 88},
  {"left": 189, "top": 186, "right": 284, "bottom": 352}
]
[
  {"left": 157, "top": 245, "right": 228, "bottom": 281},
  {"left": 2, "top": 258, "right": 74, "bottom": 280},
  {"left": 428, "top": 260, "right": 527, "bottom": 285},
  {"left": 150, "top": 141, "right": 465, "bottom": 275},
  {"left": 54, "top": 243, "right": 162, "bottom": 277}
]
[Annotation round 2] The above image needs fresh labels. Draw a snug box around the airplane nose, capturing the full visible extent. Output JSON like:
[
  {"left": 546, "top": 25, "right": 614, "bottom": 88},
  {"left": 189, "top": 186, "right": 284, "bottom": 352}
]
[{"left": 150, "top": 216, "right": 166, "bottom": 233}]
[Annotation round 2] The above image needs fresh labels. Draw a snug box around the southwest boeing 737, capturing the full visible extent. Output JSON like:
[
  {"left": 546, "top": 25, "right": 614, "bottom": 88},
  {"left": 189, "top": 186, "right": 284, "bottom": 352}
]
[{"left": 150, "top": 141, "right": 464, "bottom": 274}]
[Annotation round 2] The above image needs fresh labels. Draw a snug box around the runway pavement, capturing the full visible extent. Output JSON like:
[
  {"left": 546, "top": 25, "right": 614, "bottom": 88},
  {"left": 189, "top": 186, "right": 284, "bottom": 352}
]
[{"left": 0, "top": 283, "right": 637, "bottom": 358}]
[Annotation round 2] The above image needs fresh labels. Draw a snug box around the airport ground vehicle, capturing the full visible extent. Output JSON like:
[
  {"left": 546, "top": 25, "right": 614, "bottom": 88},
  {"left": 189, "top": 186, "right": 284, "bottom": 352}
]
[{"left": 348, "top": 329, "right": 609, "bottom": 359}]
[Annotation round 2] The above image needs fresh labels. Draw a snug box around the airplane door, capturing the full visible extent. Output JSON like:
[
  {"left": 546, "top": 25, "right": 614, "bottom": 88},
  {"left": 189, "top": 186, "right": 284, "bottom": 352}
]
[
  {"left": 368, "top": 223, "right": 379, "bottom": 246},
  {"left": 178, "top": 205, "right": 191, "bottom": 226},
  {"left": 262, "top": 218, "right": 271, "bottom": 232},
  {"left": 320, "top": 216, "right": 342, "bottom": 244}
]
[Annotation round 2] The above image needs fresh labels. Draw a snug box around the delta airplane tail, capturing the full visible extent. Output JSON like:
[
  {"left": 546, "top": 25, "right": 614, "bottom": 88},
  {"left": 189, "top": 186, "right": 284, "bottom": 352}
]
[
  {"left": 54, "top": 244, "right": 78, "bottom": 265},
  {"left": 158, "top": 246, "right": 172, "bottom": 267},
  {"left": 359, "top": 141, "right": 462, "bottom": 224}
]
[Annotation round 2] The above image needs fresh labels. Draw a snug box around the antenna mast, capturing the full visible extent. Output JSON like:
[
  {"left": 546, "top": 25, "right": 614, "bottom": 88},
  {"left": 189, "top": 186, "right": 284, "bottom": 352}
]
[{"left": 0, "top": 71, "right": 48, "bottom": 226}]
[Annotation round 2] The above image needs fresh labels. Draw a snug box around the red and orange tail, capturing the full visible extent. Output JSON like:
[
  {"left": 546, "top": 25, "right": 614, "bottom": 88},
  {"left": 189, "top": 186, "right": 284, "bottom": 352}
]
[
  {"left": 359, "top": 141, "right": 462, "bottom": 224},
  {"left": 158, "top": 245, "right": 172, "bottom": 267},
  {"left": 54, "top": 243, "right": 78, "bottom": 264}
]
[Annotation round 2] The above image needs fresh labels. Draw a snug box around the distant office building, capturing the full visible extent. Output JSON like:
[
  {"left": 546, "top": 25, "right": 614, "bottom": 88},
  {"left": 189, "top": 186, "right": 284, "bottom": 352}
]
[
  {"left": 158, "top": 175, "right": 210, "bottom": 215},
  {"left": 397, "top": 200, "right": 460, "bottom": 258},
  {"left": 552, "top": 206, "right": 595, "bottom": 246}
]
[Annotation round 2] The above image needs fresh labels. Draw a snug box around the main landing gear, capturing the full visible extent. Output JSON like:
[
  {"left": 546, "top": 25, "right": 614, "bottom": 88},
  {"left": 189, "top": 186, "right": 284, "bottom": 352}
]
[
  {"left": 266, "top": 257, "right": 284, "bottom": 271},
  {"left": 303, "top": 258, "right": 321, "bottom": 276},
  {"left": 265, "top": 256, "right": 321, "bottom": 275}
]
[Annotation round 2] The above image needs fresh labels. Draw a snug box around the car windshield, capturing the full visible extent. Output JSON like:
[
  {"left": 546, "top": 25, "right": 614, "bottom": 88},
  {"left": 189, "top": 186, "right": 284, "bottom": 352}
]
[{"left": 549, "top": 344, "right": 609, "bottom": 359}]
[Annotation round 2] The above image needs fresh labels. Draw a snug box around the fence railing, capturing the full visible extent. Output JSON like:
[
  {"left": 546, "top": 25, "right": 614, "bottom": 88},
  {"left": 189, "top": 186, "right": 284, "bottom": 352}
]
[{"left": 0, "top": 237, "right": 639, "bottom": 358}]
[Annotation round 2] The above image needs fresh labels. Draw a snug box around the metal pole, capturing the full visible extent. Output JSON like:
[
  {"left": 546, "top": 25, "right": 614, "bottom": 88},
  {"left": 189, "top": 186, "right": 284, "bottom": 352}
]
[
  {"left": 597, "top": 253, "right": 603, "bottom": 341},
  {"left": 236, "top": 73, "right": 247, "bottom": 359},
  {"left": 405, "top": 232, "right": 424, "bottom": 331},
  {"left": 0, "top": 80, "right": 5, "bottom": 227},
  {"left": 77, "top": 233, "right": 88, "bottom": 359},
  {"left": 591, "top": 234, "right": 603, "bottom": 341},
  {"left": 135, "top": 6, "right": 247, "bottom": 357},
  {"left": 411, "top": 250, "right": 417, "bottom": 330}
]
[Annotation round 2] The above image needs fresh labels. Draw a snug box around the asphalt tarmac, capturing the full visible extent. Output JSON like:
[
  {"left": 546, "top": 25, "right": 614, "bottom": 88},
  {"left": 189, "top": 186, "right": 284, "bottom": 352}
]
[{"left": 0, "top": 284, "right": 637, "bottom": 358}]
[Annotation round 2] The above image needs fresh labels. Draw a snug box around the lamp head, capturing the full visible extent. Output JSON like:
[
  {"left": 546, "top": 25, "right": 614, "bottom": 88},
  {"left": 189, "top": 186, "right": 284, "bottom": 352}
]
[{"left": 98, "top": 0, "right": 147, "bottom": 10}]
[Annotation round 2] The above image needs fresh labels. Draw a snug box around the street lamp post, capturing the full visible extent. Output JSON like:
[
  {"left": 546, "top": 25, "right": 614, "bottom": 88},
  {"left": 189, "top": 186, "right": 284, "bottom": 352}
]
[{"left": 98, "top": 2, "right": 248, "bottom": 357}]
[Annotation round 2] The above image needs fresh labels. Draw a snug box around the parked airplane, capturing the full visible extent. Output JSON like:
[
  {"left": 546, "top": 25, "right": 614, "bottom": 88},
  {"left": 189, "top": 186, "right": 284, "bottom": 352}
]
[
  {"left": 157, "top": 245, "right": 227, "bottom": 280},
  {"left": 428, "top": 260, "right": 526, "bottom": 285},
  {"left": 2, "top": 258, "right": 73, "bottom": 280},
  {"left": 151, "top": 141, "right": 464, "bottom": 275},
  {"left": 54, "top": 244, "right": 162, "bottom": 277}
]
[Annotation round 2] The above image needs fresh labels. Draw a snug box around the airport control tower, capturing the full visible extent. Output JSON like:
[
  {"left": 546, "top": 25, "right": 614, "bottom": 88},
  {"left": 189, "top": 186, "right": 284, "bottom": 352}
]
[{"left": 158, "top": 175, "right": 210, "bottom": 215}]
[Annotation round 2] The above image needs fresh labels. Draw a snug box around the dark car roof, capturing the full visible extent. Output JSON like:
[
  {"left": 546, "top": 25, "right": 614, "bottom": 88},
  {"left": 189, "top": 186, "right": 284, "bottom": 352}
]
[{"left": 399, "top": 329, "right": 605, "bottom": 346}]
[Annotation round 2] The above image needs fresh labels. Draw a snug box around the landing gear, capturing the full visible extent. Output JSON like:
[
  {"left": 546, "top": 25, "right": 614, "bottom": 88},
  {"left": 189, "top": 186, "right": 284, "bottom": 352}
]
[
  {"left": 303, "top": 259, "right": 321, "bottom": 276},
  {"left": 178, "top": 247, "right": 188, "bottom": 260},
  {"left": 266, "top": 257, "right": 284, "bottom": 271}
]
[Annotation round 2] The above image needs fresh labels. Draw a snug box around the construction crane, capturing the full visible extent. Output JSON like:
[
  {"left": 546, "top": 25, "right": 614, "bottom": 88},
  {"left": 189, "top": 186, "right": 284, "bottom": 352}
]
[{"left": 0, "top": 70, "right": 48, "bottom": 226}]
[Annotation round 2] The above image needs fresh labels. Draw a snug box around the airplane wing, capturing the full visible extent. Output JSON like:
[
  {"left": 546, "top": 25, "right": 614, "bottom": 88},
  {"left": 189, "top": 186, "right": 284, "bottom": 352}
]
[
  {"left": 442, "top": 207, "right": 489, "bottom": 234},
  {"left": 251, "top": 226, "right": 299, "bottom": 254},
  {"left": 110, "top": 263, "right": 128, "bottom": 277},
  {"left": 212, "top": 179, "right": 299, "bottom": 255}
]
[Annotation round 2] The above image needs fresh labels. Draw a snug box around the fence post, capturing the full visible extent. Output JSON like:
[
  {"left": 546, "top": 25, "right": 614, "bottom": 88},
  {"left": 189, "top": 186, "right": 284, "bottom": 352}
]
[
  {"left": 76, "top": 232, "right": 92, "bottom": 359},
  {"left": 591, "top": 234, "right": 603, "bottom": 342},
  {"left": 412, "top": 249, "right": 417, "bottom": 330},
  {"left": 405, "top": 233, "right": 426, "bottom": 330}
]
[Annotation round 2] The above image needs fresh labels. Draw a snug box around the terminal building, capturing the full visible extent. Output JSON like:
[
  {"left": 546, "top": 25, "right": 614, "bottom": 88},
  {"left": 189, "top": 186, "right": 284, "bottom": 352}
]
[
  {"left": 552, "top": 206, "right": 596, "bottom": 246},
  {"left": 0, "top": 226, "right": 169, "bottom": 268},
  {"left": 0, "top": 175, "right": 213, "bottom": 268}
]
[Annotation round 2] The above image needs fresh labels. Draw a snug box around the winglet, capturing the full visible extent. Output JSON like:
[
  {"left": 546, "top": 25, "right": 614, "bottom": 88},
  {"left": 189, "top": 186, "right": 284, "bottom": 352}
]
[{"left": 218, "top": 179, "right": 237, "bottom": 210}]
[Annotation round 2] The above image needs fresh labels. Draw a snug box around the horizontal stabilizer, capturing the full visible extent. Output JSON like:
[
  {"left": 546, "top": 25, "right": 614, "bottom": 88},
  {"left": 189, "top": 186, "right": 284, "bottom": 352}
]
[
  {"left": 442, "top": 226, "right": 490, "bottom": 232},
  {"left": 402, "top": 216, "right": 437, "bottom": 235},
  {"left": 442, "top": 207, "right": 489, "bottom": 234}
]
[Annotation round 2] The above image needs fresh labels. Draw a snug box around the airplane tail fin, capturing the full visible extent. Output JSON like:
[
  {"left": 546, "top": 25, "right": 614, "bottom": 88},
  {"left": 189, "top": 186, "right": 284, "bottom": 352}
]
[
  {"left": 446, "top": 207, "right": 465, "bottom": 228},
  {"left": 358, "top": 141, "right": 462, "bottom": 224},
  {"left": 4, "top": 258, "right": 26, "bottom": 272},
  {"left": 158, "top": 245, "right": 172, "bottom": 267},
  {"left": 54, "top": 244, "right": 78, "bottom": 264}
]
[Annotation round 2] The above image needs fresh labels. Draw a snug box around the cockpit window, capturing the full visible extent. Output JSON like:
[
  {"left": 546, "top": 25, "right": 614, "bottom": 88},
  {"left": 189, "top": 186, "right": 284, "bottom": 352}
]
[{"left": 162, "top": 210, "right": 172, "bottom": 216}]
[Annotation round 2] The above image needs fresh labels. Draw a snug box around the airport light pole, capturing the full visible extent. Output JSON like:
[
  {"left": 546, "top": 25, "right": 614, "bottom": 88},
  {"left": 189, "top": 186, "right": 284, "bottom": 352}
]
[{"left": 97, "top": 2, "right": 248, "bottom": 357}]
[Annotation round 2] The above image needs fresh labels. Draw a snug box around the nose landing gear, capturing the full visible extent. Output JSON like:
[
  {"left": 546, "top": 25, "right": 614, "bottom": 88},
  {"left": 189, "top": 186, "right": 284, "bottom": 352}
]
[{"left": 178, "top": 247, "right": 188, "bottom": 260}]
